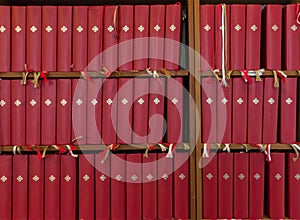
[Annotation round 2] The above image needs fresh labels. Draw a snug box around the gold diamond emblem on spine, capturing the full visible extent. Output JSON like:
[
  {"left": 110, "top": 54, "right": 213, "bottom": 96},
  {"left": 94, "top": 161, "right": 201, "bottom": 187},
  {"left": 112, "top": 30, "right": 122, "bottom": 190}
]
[
  {"left": 291, "top": 25, "right": 298, "bottom": 32},
  {"left": 237, "top": 98, "right": 244, "bottom": 104},
  {"left": 295, "top": 174, "right": 300, "bottom": 181},
  {"left": 204, "top": 24, "right": 211, "bottom": 31},
  {"left": 0, "top": 25, "right": 6, "bottom": 33},
  {"left": 100, "top": 175, "right": 106, "bottom": 182},
  {"left": 179, "top": 173, "right": 186, "bottom": 180},
  {"left": 61, "top": 26, "right": 68, "bottom": 32},
  {"left": 121, "top": 98, "right": 128, "bottom": 105},
  {"left": 76, "top": 26, "right": 83, "bottom": 32},
  {"left": 235, "top": 24, "right": 241, "bottom": 31},
  {"left": 17, "top": 175, "right": 23, "bottom": 182},
  {"left": 171, "top": 98, "right": 178, "bottom": 105},
  {"left": 14, "top": 99, "right": 21, "bottom": 107},
  {"left": 45, "top": 25, "right": 52, "bottom": 32},
  {"left": 206, "top": 173, "right": 213, "bottom": 180},
  {"left": 92, "top": 25, "right": 99, "bottom": 32},
  {"left": 60, "top": 99, "right": 67, "bottom": 106},
  {"left": 107, "top": 25, "right": 114, "bottom": 32},
  {"left": 0, "top": 100, "right": 6, "bottom": 107},
  {"left": 49, "top": 175, "right": 56, "bottom": 182},
  {"left": 131, "top": 174, "right": 138, "bottom": 181},
  {"left": 30, "top": 99, "right": 37, "bottom": 106},
  {"left": 238, "top": 173, "right": 245, "bottom": 180},
  {"left": 45, "top": 99, "right": 52, "bottom": 106},
  {"left": 65, "top": 175, "right": 71, "bottom": 182},
  {"left": 206, "top": 97, "right": 213, "bottom": 105},
  {"left": 76, "top": 99, "right": 83, "bottom": 106},
  {"left": 162, "top": 173, "right": 168, "bottom": 180},
  {"left": 30, "top": 26, "right": 37, "bottom": 33},
  {"left": 286, "top": 98, "right": 293, "bottom": 105},
  {"left": 32, "top": 175, "right": 39, "bottom": 182},
  {"left": 272, "top": 24, "right": 279, "bottom": 32},
  {"left": 138, "top": 25, "right": 144, "bottom": 32},
  {"left": 254, "top": 173, "right": 261, "bottom": 180},
  {"left": 15, "top": 26, "right": 22, "bottom": 33},
  {"left": 1, "top": 175, "right": 7, "bottom": 183},
  {"left": 153, "top": 98, "right": 160, "bottom": 105},
  {"left": 252, "top": 98, "right": 260, "bottom": 105},
  {"left": 91, "top": 98, "right": 98, "bottom": 106},
  {"left": 169, "top": 24, "right": 176, "bottom": 31},
  {"left": 221, "top": 98, "right": 228, "bottom": 104},
  {"left": 116, "top": 174, "right": 122, "bottom": 181},
  {"left": 122, "top": 25, "right": 129, "bottom": 32},
  {"left": 223, "top": 173, "right": 230, "bottom": 180},
  {"left": 138, "top": 98, "right": 144, "bottom": 105},
  {"left": 83, "top": 174, "right": 90, "bottom": 181},
  {"left": 275, "top": 173, "right": 282, "bottom": 180},
  {"left": 268, "top": 98, "right": 275, "bottom": 105},
  {"left": 154, "top": 25, "right": 160, "bottom": 32},
  {"left": 106, "top": 98, "right": 113, "bottom": 105},
  {"left": 251, "top": 25, "right": 258, "bottom": 32},
  {"left": 146, "top": 174, "right": 153, "bottom": 181}
]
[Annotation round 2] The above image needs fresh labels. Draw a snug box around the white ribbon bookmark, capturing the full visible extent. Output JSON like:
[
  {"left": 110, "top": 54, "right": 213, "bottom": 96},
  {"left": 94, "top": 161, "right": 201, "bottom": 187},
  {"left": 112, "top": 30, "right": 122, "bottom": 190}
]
[
  {"left": 166, "top": 143, "right": 173, "bottom": 158},
  {"left": 65, "top": 145, "right": 78, "bottom": 158},
  {"left": 202, "top": 143, "right": 209, "bottom": 158},
  {"left": 223, "top": 143, "right": 230, "bottom": 152},
  {"left": 158, "top": 144, "right": 167, "bottom": 152}
]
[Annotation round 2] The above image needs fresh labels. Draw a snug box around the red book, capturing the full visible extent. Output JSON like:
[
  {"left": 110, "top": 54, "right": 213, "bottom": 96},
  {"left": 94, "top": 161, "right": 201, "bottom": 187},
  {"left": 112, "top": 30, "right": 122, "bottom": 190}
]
[
  {"left": 28, "top": 155, "right": 44, "bottom": 220},
  {"left": 217, "top": 79, "right": 232, "bottom": 143},
  {"left": 11, "top": 6, "right": 26, "bottom": 72},
  {"left": 57, "top": 79, "right": 72, "bottom": 145},
  {"left": 174, "top": 151, "right": 189, "bottom": 219},
  {"left": 11, "top": 80, "right": 25, "bottom": 146},
  {"left": 133, "top": 5, "right": 149, "bottom": 70},
  {"left": 45, "top": 155, "right": 60, "bottom": 220},
  {"left": 142, "top": 153, "right": 157, "bottom": 219},
  {"left": 202, "top": 153, "right": 218, "bottom": 219},
  {"left": 72, "top": 79, "right": 87, "bottom": 145},
  {"left": 246, "top": 5, "right": 262, "bottom": 69},
  {"left": 42, "top": 6, "right": 57, "bottom": 71},
  {"left": 167, "top": 77, "right": 183, "bottom": 143},
  {"left": 233, "top": 153, "right": 249, "bottom": 218},
  {"left": 88, "top": 6, "right": 103, "bottom": 71},
  {"left": 26, "top": 6, "right": 41, "bottom": 71},
  {"left": 79, "top": 154, "right": 95, "bottom": 220},
  {"left": 164, "top": 3, "right": 181, "bottom": 70},
  {"left": 284, "top": 4, "right": 300, "bottom": 70},
  {"left": 117, "top": 78, "right": 133, "bottom": 144},
  {"left": 232, "top": 77, "right": 247, "bottom": 143},
  {"left": 0, "top": 6, "right": 10, "bottom": 72},
  {"left": 132, "top": 78, "right": 149, "bottom": 144},
  {"left": 264, "top": 5, "right": 282, "bottom": 69},
  {"left": 0, "top": 80, "right": 10, "bottom": 146},
  {"left": 249, "top": 153, "right": 265, "bottom": 219},
  {"left": 57, "top": 6, "right": 72, "bottom": 71},
  {"left": 230, "top": 5, "right": 246, "bottom": 70},
  {"left": 87, "top": 78, "right": 103, "bottom": 144},
  {"left": 41, "top": 80, "right": 57, "bottom": 145},
  {"left": 149, "top": 5, "right": 165, "bottom": 69},
  {"left": 215, "top": 4, "right": 230, "bottom": 69},
  {"left": 200, "top": 5, "right": 215, "bottom": 70},
  {"left": 103, "top": 6, "right": 118, "bottom": 72},
  {"left": 218, "top": 153, "right": 233, "bottom": 218},
  {"left": 61, "top": 155, "right": 76, "bottom": 220},
  {"left": 0, "top": 156, "right": 12, "bottom": 220},
  {"left": 287, "top": 153, "right": 300, "bottom": 219},
  {"left": 26, "top": 81, "right": 41, "bottom": 145},
  {"left": 201, "top": 77, "right": 217, "bottom": 143},
  {"left": 248, "top": 80, "right": 263, "bottom": 144},
  {"left": 263, "top": 77, "right": 279, "bottom": 144},
  {"left": 119, "top": 5, "right": 133, "bottom": 71},
  {"left": 73, "top": 6, "right": 88, "bottom": 71},
  {"left": 148, "top": 78, "right": 165, "bottom": 144},
  {"left": 95, "top": 153, "right": 111, "bottom": 220},
  {"left": 12, "top": 155, "right": 28, "bottom": 219},
  {"left": 102, "top": 78, "right": 118, "bottom": 144},
  {"left": 267, "top": 153, "right": 285, "bottom": 219},
  {"left": 111, "top": 154, "right": 126, "bottom": 219},
  {"left": 280, "top": 77, "right": 297, "bottom": 143},
  {"left": 126, "top": 154, "right": 142, "bottom": 219},
  {"left": 157, "top": 153, "right": 173, "bottom": 219}
]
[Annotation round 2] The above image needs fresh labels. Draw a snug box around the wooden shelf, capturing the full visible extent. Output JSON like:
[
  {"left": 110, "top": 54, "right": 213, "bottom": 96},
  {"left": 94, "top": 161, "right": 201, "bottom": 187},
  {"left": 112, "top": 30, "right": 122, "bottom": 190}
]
[
  {"left": 0, "top": 143, "right": 191, "bottom": 153},
  {"left": 200, "top": 143, "right": 294, "bottom": 151},
  {"left": 199, "top": 70, "right": 300, "bottom": 77},
  {"left": 0, "top": 70, "right": 188, "bottom": 79}
]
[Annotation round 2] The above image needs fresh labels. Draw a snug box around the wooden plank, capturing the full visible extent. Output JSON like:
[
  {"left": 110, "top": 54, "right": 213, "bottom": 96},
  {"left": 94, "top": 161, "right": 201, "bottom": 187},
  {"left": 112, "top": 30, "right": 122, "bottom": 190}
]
[{"left": 199, "top": 70, "right": 300, "bottom": 77}]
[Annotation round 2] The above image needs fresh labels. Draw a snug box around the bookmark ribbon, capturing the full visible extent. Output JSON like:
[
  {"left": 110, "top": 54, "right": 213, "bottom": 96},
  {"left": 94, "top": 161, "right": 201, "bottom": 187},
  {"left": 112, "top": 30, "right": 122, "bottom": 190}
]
[{"left": 202, "top": 143, "right": 210, "bottom": 158}]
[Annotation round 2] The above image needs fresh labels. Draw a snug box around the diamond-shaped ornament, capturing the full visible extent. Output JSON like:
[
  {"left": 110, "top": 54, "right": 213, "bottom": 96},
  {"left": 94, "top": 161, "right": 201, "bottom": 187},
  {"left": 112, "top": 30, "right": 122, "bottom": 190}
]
[
  {"left": 291, "top": 25, "right": 298, "bottom": 32},
  {"left": 30, "top": 26, "right": 37, "bottom": 32},
  {"left": 154, "top": 25, "right": 160, "bottom": 32},
  {"left": 30, "top": 99, "right": 37, "bottom": 106},
  {"left": 77, "top": 26, "right": 83, "bottom": 32},
  {"left": 44, "top": 99, "right": 52, "bottom": 106},
  {"left": 45, "top": 25, "right": 52, "bottom": 32},
  {"left": 61, "top": 26, "right": 68, "bottom": 32},
  {"left": 146, "top": 174, "right": 153, "bottom": 181},
  {"left": 206, "top": 173, "right": 213, "bottom": 180},
  {"left": 0, "top": 25, "right": 6, "bottom": 33},
  {"left": 179, "top": 173, "right": 186, "bottom": 180},
  {"left": 100, "top": 175, "right": 106, "bottom": 182},
  {"left": 65, "top": 175, "right": 71, "bottom": 182},
  {"left": 169, "top": 24, "right": 176, "bottom": 31},
  {"left": 268, "top": 98, "right": 275, "bottom": 105},
  {"left": 122, "top": 25, "right": 129, "bottom": 32},
  {"left": 121, "top": 98, "right": 128, "bottom": 105},
  {"left": 106, "top": 98, "right": 113, "bottom": 105},
  {"left": 17, "top": 175, "right": 23, "bottom": 182},
  {"left": 272, "top": 24, "right": 279, "bottom": 31},
  {"left": 138, "top": 98, "right": 144, "bottom": 105},
  {"left": 107, "top": 25, "right": 114, "bottom": 32},
  {"left": 153, "top": 98, "right": 160, "bottom": 105},
  {"left": 15, "top": 26, "right": 22, "bottom": 33},
  {"left": 131, "top": 174, "right": 138, "bottom": 181},
  {"left": 1, "top": 176, "right": 7, "bottom": 183},
  {"left": 204, "top": 24, "right": 211, "bottom": 31},
  {"left": 91, "top": 98, "right": 98, "bottom": 106},
  {"left": 92, "top": 25, "right": 99, "bottom": 32},
  {"left": 237, "top": 98, "right": 244, "bottom": 105},
  {"left": 206, "top": 97, "right": 213, "bottom": 105},
  {"left": 32, "top": 175, "right": 39, "bottom": 182},
  {"left": 275, "top": 173, "right": 282, "bottom": 180},
  {"left": 60, "top": 99, "right": 67, "bottom": 106},
  {"left": 0, "top": 100, "right": 6, "bottom": 107},
  {"left": 83, "top": 174, "right": 90, "bottom": 181},
  {"left": 235, "top": 24, "right": 241, "bottom": 31},
  {"left": 254, "top": 173, "right": 261, "bottom": 180},
  {"left": 162, "top": 173, "right": 168, "bottom": 180},
  {"left": 252, "top": 98, "right": 260, "bottom": 105},
  {"left": 15, "top": 99, "right": 21, "bottom": 107},
  {"left": 221, "top": 97, "right": 228, "bottom": 104},
  {"left": 76, "top": 99, "right": 83, "bottom": 106},
  {"left": 138, "top": 25, "right": 144, "bottom": 32},
  {"left": 116, "top": 174, "right": 122, "bottom": 181},
  {"left": 251, "top": 25, "right": 258, "bottom": 32},
  {"left": 49, "top": 175, "right": 56, "bottom": 182},
  {"left": 171, "top": 98, "right": 178, "bottom": 105},
  {"left": 223, "top": 173, "right": 230, "bottom": 180},
  {"left": 286, "top": 98, "right": 293, "bottom": 105},
  {"left": 238, "top": 173, "right": 245, "bottom": 180},
  {"left": 295, "top": 174, "right": 300, "bottom": 181}
]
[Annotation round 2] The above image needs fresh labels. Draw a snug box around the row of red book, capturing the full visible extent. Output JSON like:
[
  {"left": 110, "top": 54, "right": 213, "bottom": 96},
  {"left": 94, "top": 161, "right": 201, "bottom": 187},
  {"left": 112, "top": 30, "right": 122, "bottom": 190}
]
[
  {"left": 0, "top": 152, "right": 189, "bottom": 219},
  {"left": 202, "top": 152, "right": 300, "bottom": 219},
  {"left": 0, "top": 4, "right": 181, "bottom": 72},
  {"left": 200, "top": 3, "right": 300, "bottom": 71},
  {"left": 201, "top": 76, "right": 297, "bottom": 144},
  {"left": 0, "top": 77, "right": 184, "bottom": 146}
]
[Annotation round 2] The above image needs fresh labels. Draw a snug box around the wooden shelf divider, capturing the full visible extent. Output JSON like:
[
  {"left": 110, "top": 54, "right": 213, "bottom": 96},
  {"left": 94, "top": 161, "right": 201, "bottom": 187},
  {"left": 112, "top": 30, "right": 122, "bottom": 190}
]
[
  {"left": 199, "top": 70, "right": 300, "bottom": 77},
  {"left": 199, "top": 143, "right": 294, "bottom": 151}
]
